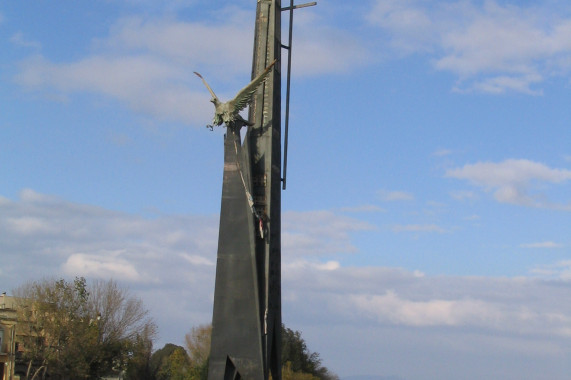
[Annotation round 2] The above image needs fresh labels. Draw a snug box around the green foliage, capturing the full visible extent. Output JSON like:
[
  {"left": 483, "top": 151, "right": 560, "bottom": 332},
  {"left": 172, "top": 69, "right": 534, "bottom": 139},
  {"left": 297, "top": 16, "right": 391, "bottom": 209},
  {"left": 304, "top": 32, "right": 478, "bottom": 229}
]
[
  {"left": 281, "top": 325, "right": 320, "bottom": 375},
  {"left": 150, "top": 343, "right": 180, "bottom": 377},
  {"left": 185, "top": 324, "right": 211, "bottom": 370},
  {"left": 151, "top": 343, "right": 207, "bottom": 380},
  {"left": 156, "top": 346, "right": 191, "bottom": 380},
  {"left": 15, "top": 277, "right": 156, "bottom": 380},
  {"left": 281, "top": 362, "right": 320, "bottom": 380},
  {"left": 124, "top": 324, "right": 156, "bottom": 380},
  {"left": 179, "top": 323, "right": 337, "bottom": 380},
  {"left": 188, "top": 356, "right": 209, "bottom": 380},
  {"left": 281, "top": 325, "right": 339, "bottom": 380},
  {"left": 16, "top": 277, "right": 95, "bottom": 379}
]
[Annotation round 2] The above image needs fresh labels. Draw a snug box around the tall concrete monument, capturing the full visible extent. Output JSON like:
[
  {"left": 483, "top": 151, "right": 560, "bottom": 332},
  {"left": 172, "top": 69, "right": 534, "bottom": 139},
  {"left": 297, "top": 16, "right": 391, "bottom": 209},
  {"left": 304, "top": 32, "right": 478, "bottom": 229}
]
[{"left": 196, "top": 1, "right": 315, "bottom": 379}]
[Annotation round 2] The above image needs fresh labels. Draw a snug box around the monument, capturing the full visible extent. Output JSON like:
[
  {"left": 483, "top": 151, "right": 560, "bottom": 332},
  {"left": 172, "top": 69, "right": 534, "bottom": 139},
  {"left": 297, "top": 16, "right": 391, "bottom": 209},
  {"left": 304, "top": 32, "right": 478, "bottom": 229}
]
[{"left": 196, "top": 1, "right": 315, "bottom": 379}]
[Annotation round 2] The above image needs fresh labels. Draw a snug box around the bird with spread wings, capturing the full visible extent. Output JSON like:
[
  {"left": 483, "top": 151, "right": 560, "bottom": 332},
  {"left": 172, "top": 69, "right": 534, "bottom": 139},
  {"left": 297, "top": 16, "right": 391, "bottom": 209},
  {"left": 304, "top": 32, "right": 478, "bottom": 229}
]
[{"left": 194, "top": 59, "right": 277, "bottom": 130}]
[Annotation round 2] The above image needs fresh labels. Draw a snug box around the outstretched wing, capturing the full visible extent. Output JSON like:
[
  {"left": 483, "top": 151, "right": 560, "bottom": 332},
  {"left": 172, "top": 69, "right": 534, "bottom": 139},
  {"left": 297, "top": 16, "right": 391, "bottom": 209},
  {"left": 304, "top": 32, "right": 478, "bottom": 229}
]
[
  {"left": 229, "top": 59, "right": 277, "bottom": 113},
  {"left": 194, "top": 71, "right": 219, "bottom": 101}
]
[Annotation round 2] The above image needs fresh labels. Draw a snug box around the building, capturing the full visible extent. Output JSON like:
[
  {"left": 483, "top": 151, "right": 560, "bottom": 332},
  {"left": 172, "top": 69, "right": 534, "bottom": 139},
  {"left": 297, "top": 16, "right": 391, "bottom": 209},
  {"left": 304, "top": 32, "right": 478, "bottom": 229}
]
[{"left": 0, "top": 293, "right": 18, "bottom": 380}]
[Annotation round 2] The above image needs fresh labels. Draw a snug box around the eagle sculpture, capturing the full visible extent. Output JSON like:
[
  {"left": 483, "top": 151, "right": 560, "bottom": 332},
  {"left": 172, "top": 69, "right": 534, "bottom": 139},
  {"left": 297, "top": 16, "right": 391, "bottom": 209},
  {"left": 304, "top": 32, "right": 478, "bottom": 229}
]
[{"left": 194, "top": 59, "right": 277, "bottom": 129}]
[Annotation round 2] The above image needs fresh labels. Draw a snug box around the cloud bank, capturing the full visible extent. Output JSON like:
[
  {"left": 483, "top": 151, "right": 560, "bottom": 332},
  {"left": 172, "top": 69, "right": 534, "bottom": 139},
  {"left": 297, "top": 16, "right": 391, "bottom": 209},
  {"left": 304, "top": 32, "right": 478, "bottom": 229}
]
[
  {"left": 446, "top": 159, "right": 571, "bottom": 209},
  {"left": 367, "top": 0, "right": 571, "bottom": 94},
  {"left": 2, "top": 189, "right": 571, "bottom": 379},
  {"left": 12, "top": 7, "right": 368, "bottom": 125}
]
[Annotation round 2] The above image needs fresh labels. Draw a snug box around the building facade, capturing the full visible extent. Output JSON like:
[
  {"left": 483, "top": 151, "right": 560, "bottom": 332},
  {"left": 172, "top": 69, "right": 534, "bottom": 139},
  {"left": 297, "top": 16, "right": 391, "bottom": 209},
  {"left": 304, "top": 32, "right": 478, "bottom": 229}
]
[{"left": 0, "top": 293, "right": 18, "bottom": 380}]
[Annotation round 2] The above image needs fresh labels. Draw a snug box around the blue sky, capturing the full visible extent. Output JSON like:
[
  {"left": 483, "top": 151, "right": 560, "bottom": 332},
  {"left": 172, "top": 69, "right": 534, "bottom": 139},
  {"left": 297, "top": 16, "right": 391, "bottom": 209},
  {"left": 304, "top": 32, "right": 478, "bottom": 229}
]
[{"left": 1, "top": 1, "right": 571, "bottom": 379}]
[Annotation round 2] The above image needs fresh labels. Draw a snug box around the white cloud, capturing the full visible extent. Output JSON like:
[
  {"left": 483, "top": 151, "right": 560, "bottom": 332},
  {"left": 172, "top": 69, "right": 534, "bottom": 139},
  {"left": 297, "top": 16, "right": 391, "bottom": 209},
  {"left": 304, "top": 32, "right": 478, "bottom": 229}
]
[
  {"left": 0, "top": 189, "right": 219, "bottom": 285},
  {"left": 436, "top": 3, "right": 550, "bottom": 74},
  {"left": 367, "top": 0, "right": 435, "bottom": 53},
  {"left": 13, "top": 9, "right": 367, "bottom": 124},
  {"left": 181, "top": 254, "right": 215, "bottom": 266},
  {"left": 19, "top": 188, "right": 58, "bottom": 202},
  {"left": 350, "top": 290, "right": 499, "bottom": 327},
  {"left": 4, "top": 190, "right": 571, "bottom": 378},
  {"left": 379, "top": 190, "right": 415, "bottom": 201},
  {"left": 532, "top": 260, "right": 571, "bottom": 280},
  {"left": 450, "top": 190, "right": 478, "bottom": 201},
  {"left": 284, "top": 264, "right": 571, "bottom": 340},
  {"left": 469, "top": 73, "right": 543, "bottom": 95},
  {"left": 5, "top": 216, "right": 59, "bottom": 235},
  {"left": 446, "top": 159, "right": 571, "bottom": 208},
  {"left": 10, "top": 32, "right": 41, "bottom": 49},
  {"left": 339, "top": 204, "right": 385, "bottom": 213},
  {"left": 348, "top": 288, "right": 571, "bottom": 337},
  {"left": 0, "top": 189, "right": 220, "bottom": 348},
  {"left": 13, "top": 14, "right": 256, "bottom": 126},
  {"left": 102, "top": 16, "right": 253, "bottom": 73},
  {"left": 283, "top": 259, "right": 341, "bottom": 273},
  {"left": 0, "top": 190, "right": 374, "bottom": 344},
  {"left": 432, "top": 149, "right": 453, "bottom": 157},
  {"left": 63, "top": 253, "right": 142, "bottom": 281},
  {"left": 521, "top": 241, "right": 563, "bottom": 249},
  {"left": 282, "top": 210, "right": 374, "bottom": 256},
  {"left": 16, "top": 54, "right": 208, "bottom": 124},
  {"left": 367, "top": 0, "right": 571, "bottom": 94},
  {"left": 0, "top": 191, "right": 372, "bottom": 284},
  {"left": 392, "top": 224, "right": 446, "bottom": 233},
  {"left": 290, "top": 10, "right": 371, "bottom": 76}
]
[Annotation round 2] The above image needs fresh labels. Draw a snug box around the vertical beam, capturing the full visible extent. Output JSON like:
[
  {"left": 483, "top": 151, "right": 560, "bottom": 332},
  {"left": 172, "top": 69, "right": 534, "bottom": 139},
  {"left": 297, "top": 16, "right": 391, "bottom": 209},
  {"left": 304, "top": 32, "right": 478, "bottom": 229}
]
[
  {"left": 249, "top": 0, "right": 282, "bottom": 379},
  {"left": 282, "top": 0, "right": 294, "bottom": 190}
]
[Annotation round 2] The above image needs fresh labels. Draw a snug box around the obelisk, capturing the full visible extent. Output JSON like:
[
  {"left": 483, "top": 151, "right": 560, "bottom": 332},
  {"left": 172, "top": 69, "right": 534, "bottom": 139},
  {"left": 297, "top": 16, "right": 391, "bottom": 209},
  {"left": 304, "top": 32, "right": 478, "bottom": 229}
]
[{"left": 207, "top": 1, "right": 282, "bottom": 379}]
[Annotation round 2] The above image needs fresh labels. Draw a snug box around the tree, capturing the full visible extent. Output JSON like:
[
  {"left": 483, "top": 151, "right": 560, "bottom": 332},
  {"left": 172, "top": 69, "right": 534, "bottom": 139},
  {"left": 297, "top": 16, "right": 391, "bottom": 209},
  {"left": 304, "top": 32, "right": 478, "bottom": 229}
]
[
  {"left": 124, "top": 323, "right": 156, "bottom": 380},
  {"left": 88, "top": 279, "right": 157, "bottom": 379},
  {"left": 151, "top": 343, "right": 194, "bottom": 380},
  {"left": 184, "top": 323, "right": 211, "bottom": 379},
  {"left": 182, "top": 323, "right": 338, "bottom": 380},
  {"left": 14, "top": 277, "right": 156, "bottom": 380},
  {"left": 15, "top": 277, "right": 95, "bottom": 379},
  {"left": 281, "top": 325, "right": 339, "bottom": 380},
  {"left": 166, "top": 347, "right": 193, "bottom": 380}
]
